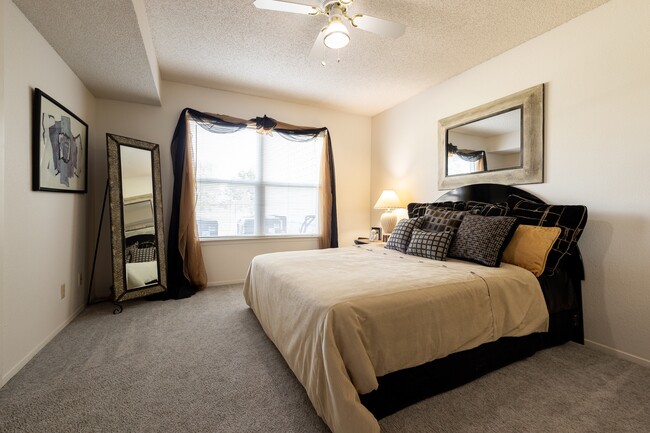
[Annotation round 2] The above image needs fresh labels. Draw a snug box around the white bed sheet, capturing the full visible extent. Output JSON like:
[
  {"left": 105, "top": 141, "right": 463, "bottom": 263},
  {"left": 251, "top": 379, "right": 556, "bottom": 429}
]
[{"left": 126, "top": 261, "right": 158, "bottom": 289}]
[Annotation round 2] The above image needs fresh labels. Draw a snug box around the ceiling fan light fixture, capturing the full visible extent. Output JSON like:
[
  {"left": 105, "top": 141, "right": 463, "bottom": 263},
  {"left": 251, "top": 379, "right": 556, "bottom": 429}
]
[{"left": 323, "top": 17, "right": 350, "bottom": 49}]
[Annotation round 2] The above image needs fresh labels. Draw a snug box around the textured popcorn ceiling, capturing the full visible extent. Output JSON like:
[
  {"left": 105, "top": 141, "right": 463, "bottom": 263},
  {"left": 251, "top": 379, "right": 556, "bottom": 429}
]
[
  {"left": 14, "top": 0, "right": 609, "bottom": 116},
  {"left": 14, "top": 0, "right": 161, "bottom": 105}
]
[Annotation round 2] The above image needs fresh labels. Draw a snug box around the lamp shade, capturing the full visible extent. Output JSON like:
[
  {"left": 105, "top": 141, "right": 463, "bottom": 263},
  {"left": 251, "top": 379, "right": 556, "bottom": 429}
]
[
  {"left": 323, "top": 17, "right": 350, "bottom": 49},
  {"left": 373, "top": 190, "right": 403, "bottom": 210}
]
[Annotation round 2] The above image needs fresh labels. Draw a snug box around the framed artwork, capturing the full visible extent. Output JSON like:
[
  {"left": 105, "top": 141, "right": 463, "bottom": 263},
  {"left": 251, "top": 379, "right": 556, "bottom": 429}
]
[{"left": 32, "top": 88, "right": 88, "bottom": 193}]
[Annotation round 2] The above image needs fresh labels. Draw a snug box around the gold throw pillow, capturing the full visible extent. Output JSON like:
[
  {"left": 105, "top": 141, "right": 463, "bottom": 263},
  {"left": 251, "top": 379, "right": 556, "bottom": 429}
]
[{"left": 502, "top": 225, "right": 561, "bottom": 277}]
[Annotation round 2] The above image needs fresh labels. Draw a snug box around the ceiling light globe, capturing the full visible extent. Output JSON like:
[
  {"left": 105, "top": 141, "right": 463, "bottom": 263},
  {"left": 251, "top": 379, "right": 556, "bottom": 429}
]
[{"left": 323, "top": 19, "right": 350, "bottom": 49}]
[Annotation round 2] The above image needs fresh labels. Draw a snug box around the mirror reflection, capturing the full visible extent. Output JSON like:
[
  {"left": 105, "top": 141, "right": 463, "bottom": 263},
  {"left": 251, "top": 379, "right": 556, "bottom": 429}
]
[
  {"left": 447, "top": 108, "right": 522, "bottom": 176},
  {"left": 120, "top": 145, "right": 159, "bottom": 290}
]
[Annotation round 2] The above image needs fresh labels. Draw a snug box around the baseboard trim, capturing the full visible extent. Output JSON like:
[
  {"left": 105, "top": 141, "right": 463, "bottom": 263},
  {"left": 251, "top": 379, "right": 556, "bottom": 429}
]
[
  {"left": 207, "top": 279, "right": 245, "bottom": 287},
  {"left": 584, "top": 339, "right": 650, "bottom": 368},
  {"left": 1, "top": 303, "right": 86, "bottom": 388}
]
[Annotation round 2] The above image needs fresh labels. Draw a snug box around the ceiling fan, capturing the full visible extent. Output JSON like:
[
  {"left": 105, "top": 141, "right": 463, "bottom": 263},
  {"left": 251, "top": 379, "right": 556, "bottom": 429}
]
[{"left": 253, "top": 0, "right": 406, "bottom": 63}]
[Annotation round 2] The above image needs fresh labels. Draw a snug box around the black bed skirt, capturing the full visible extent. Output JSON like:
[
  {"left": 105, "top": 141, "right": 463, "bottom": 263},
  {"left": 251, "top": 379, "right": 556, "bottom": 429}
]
[
  {"left": 360, "top": 334, "right": 540, "bottom": 419},
  {"left": 360, "top": 307, "right": 582, "bottom": 419}
]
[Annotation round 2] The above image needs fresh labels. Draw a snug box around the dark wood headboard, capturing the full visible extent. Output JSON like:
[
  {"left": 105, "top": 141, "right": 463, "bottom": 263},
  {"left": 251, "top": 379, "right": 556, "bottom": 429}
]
[
  {"left": 435, "top": 183, "right": 543, "bottom": 204},
  {"left": 407, "top": 183, "right": 544, "bottom": 217},
  {"left": 125, "top": 233, "right": 155, "bottom": 248},
  {"left": 407, "top": 182, "right": 584, "bottom": 281}
]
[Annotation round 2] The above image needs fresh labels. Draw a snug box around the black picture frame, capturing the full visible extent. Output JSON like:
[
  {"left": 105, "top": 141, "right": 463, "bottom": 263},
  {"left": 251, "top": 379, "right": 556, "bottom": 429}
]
[{"left": 32, "top": 88, "right": 88, "bottom": 193}]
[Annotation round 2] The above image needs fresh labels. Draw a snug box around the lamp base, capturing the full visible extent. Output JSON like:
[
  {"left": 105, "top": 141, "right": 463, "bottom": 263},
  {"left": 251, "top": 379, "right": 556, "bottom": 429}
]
[{"left": 380, "top": 211, "right": 398, "bottom": 236}]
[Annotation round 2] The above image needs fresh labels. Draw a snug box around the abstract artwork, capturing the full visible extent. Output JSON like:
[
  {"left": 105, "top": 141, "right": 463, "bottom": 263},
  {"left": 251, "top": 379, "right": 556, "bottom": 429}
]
[{"left": 32, "top": 88, "right": 88, "bottom": 193}]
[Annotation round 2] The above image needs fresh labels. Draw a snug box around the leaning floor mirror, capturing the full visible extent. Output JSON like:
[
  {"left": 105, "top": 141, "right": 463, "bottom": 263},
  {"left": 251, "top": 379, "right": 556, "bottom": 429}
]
[{"left": 106, "top": 133, "right": 167, "bottom": 303}]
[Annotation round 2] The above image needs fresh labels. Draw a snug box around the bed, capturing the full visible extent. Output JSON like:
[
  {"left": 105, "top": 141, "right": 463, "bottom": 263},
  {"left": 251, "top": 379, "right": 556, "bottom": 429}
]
[
  {"left": 243, "top": 184, "right": 587, "bottom": 433},
  {"left": 124, "top": 233, "right": 159, "bottom": 289}
]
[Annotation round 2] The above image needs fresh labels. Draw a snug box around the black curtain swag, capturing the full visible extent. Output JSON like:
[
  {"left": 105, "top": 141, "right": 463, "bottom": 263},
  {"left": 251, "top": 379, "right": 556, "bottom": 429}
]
[{"left": 447, "top": 142, "right": 488, "bottom": 170}]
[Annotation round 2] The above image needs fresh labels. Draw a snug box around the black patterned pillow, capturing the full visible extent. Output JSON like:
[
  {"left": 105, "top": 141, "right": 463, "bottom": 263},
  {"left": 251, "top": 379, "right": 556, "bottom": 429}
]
[
  {"left": 125, "top": 242, "right": 138, "bottom": 263},
  {"left": 408, "top": 201, "right": 465, "bottom": 218},
  {"left": 406, "top": 229, "right": 454, "bottom": 261},
  {"left": 448, "top": 214, "right": 518, "bottom": 267},
  {"left": 385, "top": 217, "right": 424, "bottom": 253},
  {"left": 131, "top": 245, "right": 156, "bottom": 263},
  {"left": 421, "top": 209, "right": 467, "bottom": 233},
  {"left": 506, "top": 194, "right": 588, "bottom": 274},
  {"left": 466, "top": 201, "right": 508, "bottom": 216}
]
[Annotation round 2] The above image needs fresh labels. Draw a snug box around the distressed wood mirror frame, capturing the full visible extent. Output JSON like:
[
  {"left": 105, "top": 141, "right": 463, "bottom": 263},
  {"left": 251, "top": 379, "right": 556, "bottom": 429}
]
[
  {"left": 438, "top": 84, "right": 544, "bottom": 190},
  {"left": 106, "top": 133, "right": 167, "bottom": 302}
]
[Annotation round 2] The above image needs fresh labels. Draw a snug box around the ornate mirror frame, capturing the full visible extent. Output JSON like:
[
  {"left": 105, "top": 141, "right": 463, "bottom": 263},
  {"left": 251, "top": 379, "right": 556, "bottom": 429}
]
[
  {"left": 106, "top": 133, "right": 167, "bottom": 301},
  {"left": 438, "top": 84, "right": 544, "bottom": 190}
]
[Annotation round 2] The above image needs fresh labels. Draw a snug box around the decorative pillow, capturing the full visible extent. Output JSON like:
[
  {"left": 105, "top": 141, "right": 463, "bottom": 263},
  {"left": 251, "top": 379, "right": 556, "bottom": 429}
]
[
  {"left": 447, "top": 214, "right": 518, "bottom": 267},
  {"left": 421, "top": 209, "right": 467, "bottom": 233},
  {"left": 406, "top": 229, "right": 454, "bottom": 261},
  {"left": 125, "top": 242, "right": 138, "bottom": 264},
  {"left": 506, "top": 194, "right": 588, "bottom": 274},
  {"left": 131, "top": 245, "right": 156, "bottom": 263},
  {"left": 385, "top": 217, "right": 424, "bottom": 253},
  {"left": 429, "top": 201, "right": 467, "bottom": 211},
  {"left": 466, "top": 200, "right": 508, "bottom": 216},
  {"left": 409, "top": 201, "right": 465, "bottom": 218},
  {"left": 502, "top": 225, "right": 561, "bottom": 277}
]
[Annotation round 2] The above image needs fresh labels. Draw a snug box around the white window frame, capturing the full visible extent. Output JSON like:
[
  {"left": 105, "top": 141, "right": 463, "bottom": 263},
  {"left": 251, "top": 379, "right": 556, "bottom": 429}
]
[{"left": 191, "top": 122, "right": 323, "bottom": 240}]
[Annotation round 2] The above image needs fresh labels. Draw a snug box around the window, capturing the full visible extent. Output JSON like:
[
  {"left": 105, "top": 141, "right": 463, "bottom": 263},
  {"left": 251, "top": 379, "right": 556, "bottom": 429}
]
[
  {"left": 190, "top": 121, "right": 323, "bottom": 238},
  {"left": 447, "top": 153, "right": 481, "bottom": 176}
]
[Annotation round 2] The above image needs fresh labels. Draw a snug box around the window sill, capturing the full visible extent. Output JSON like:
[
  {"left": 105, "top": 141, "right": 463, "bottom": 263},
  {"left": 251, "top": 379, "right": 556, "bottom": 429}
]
[{"left": 199, "top": 235, "right": 320, "bottom": 246}]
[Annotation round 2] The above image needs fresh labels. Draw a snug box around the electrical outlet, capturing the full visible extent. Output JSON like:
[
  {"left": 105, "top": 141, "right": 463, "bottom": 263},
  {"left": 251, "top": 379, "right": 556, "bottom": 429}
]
[
  {"left": 60, "top": 283, "right": 66, "bottom": 300},
  {"left": 78, "top": 272, "right": 83, "bottom": 288}
]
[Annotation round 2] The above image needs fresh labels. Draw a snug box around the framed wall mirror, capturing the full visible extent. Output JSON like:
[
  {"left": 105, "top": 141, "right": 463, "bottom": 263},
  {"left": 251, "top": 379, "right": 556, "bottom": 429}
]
[
  {"left": 438, "top": 84, "right": 544, "bottom": 190},
  {"left": 106, "top": 133, "right": 167, "bottom": 302}
]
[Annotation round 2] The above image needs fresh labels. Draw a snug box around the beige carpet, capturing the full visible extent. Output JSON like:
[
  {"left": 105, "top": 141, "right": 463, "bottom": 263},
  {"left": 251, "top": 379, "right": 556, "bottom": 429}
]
[{"left": 1, "top": 284, "right": 649, "bottom": 433}]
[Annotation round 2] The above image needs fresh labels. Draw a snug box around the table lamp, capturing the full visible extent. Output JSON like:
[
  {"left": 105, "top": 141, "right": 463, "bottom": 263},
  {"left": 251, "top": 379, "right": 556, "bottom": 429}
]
[{"left": 374, "top": 190, "right": 403, "bottom": 236}]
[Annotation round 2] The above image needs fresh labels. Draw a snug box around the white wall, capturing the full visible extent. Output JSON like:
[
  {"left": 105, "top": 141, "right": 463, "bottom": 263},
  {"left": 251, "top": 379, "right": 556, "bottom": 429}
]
[
  {"left": 371, "top": 0, "right": 650, "bottom": 365},
  {"left": 123, "top": 175, "right": 153, "bottom": 199},
  {"left": 90, "top": 81, "right": 371, "bottom": 293},
  {"left": 0, "top": 0, "right": 7, "bottom": 384},
  {"left": 1, "top": 0, "right": 96, "bottom": 385}
]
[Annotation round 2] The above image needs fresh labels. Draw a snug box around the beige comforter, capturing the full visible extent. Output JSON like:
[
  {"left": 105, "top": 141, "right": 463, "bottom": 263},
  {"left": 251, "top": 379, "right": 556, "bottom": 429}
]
[{"left": 243, "top": 245, "right": 548, "bottom": 433}]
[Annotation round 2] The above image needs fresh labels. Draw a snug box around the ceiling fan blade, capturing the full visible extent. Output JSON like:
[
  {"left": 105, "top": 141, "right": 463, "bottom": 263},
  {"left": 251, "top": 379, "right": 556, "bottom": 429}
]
[
  {"left": 308, "top": 28, "right": 327, "bottom": 63},
  {"left": 352, "top": 14, "right": 406, "bottom": 38},
  {"left": 253, "top": 0, "right": 317, "bottom": 15}
]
